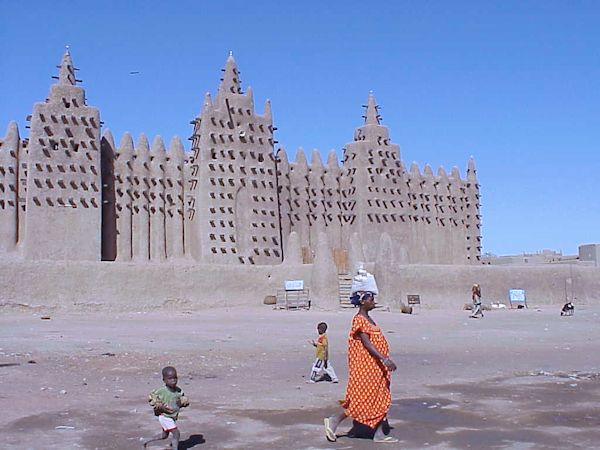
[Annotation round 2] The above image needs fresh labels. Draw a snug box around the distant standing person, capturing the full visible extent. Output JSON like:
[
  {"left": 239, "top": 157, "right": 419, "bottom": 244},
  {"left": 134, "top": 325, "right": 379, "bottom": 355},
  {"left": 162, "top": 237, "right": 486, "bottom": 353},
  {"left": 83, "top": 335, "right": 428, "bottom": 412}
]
[
  {"left": 307, "top": 322, "right": 339, "bottom": 383},
  {"left": 142, "top": 366, "right": 189, "bottom": 449},
  {"left": 323, "top": 291, "right": 398, "bottom": 443},
  {"left": 470, "top": 284, "right": 484, "bottom": 318}
]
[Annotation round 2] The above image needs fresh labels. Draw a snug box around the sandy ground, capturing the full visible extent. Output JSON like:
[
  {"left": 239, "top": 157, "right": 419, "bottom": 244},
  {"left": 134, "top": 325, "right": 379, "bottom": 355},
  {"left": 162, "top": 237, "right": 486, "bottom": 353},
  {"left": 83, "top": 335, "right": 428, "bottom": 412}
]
[{"left": 1, "top": 303, "right": 599, "bottom": 450}]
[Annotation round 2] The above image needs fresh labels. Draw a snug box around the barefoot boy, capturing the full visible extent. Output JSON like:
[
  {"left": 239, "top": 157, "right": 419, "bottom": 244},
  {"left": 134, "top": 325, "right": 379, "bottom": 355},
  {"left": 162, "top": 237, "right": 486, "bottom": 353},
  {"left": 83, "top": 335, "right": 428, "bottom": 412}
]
[
  {"left": 308, "top": 322, "right": 339, "bottom": 383},
  {"left": 143, "top": 366, "right": 189, "bottom": 448}
]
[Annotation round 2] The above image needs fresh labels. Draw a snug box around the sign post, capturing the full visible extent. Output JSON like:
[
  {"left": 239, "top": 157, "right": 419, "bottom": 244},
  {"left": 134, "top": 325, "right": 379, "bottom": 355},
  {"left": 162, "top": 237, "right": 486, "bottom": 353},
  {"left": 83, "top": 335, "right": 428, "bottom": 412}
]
[
  {"left": 508, "top": 289, "right": 527, "bottom": 308},
  {"left": 407, "top": 294, "right": 421, "bottom": 313}
]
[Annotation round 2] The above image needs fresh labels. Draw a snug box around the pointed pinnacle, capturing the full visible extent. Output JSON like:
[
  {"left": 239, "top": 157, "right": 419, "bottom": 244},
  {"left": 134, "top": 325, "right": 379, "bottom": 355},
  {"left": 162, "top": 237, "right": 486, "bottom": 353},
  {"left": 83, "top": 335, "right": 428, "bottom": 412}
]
[
  {"left": 58, "top": 48, "right": 76, "bottom": 86},
  {"left": 264, "top": 99, "right": 272, "bottom": 120},
  {"left": 136, "top": 134, "right": 150, "bottom": 153},
  {"left": 276, "top": 148, "right": 289, "bottom": 165},
  {"left": 295, "top": 148, "right": 308, "bottom": 167},
  {"left": 467, "top": 157, "right": 478, "bottom": 181},
  {"left": 101, "top": 129, "right": 116, "bottom": 149},
  {"left": 119, "top": 132, "right": 135, "bottom": 154},
  {"left": 168, "top": 136, "right": 185, "bottom": 158},
  {"left": 365, "top": 92, "right": 380, "bottom": 125},
  {"left": 4, "top": 121, "right": 20, "bottom": 147},
  {"left": 219, "top": 53, "right": 241, "bottom": 95},
  {"left": 151, "top": 135, "right": 166, "bottom": 154},
  {"left": 327, "top": 149, "right": 339, "bottom": 169},
  {"left": 311, "top": 149, "right": 324, "bottom": 170}
]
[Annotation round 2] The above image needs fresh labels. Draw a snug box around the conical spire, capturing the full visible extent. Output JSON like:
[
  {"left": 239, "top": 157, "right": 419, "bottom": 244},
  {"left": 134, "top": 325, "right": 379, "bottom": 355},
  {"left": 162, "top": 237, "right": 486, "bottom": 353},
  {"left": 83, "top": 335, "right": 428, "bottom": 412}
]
[
  {"left": 264, "top": 99, "right": 272, "bottom": 121},
  {"left": 101, "top": 129, "right": 116, "bottom": 149},
  {"left": 276, "top": 148, "right": 289, "bottom": 166},
  {"left": 310, "top": 232, "right": 339, "bottom": 310},
  {"left": 423, "top": 164, "right": 434, "bottom": 178},
  {"left": 119, "top": 132, "right": 135, "bottom": 155},
  {"left": 118, "top": 133, "right": 134, "bottom": 172},
  {"left": 151, "top": 135, "right": 166, "bottom": 155},
  {"left": 364, "top": 92, "right": 380, "bottom": 125},
  {"left": 410, "top": 161, "right": 421, "bottom": 177},
  {"left": 294, "top": 147, "right": 308, "bottom": 168},
  {"left": 4, "top": 121, "right": 20, "bottom": 147},
  {"left": 219, "top": 53, "right": 242, "bottom": 95},
  {"left": 326, "top": 149, "right": 339, "bottom": 170},
  {"left": 311, "top": 149, "right": 324, "bottom": 172},
  {"left": 246, "top": 86, "right": 254, "bottom": 110},
  {"left": 57, "top": 47, "right": 76, "bottom": 86},
  {"left": 137, "top": 134, "right": 150, "bottom": 152},
  {"left": 467, "top": 157, "right": 478, "bottom": 182},
  {"left": 168, "top": 136, "right": 185, "bottom": 159},
  {"left": 437, "top": 166, "right": 448, "bottom": 180},
  {"left": 283, "top": 231, "right": 302, "bottom": 265}
]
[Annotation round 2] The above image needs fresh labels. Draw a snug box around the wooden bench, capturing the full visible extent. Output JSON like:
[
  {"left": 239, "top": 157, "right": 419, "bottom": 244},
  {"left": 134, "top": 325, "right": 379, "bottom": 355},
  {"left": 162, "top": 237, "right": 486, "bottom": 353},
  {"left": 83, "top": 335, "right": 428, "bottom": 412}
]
[{"left": 275, "top": 289, "right": 310, "bottom": 310}]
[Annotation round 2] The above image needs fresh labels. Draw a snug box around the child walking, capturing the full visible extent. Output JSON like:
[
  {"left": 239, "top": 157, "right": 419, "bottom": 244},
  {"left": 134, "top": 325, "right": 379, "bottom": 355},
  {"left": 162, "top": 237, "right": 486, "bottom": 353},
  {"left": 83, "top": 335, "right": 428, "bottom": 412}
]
[
  {"left": 308, "top": 322, "right": 339, "bottom": 383},
  {"left": 142, "top": 366, "right": 189, "bottom": 448}
]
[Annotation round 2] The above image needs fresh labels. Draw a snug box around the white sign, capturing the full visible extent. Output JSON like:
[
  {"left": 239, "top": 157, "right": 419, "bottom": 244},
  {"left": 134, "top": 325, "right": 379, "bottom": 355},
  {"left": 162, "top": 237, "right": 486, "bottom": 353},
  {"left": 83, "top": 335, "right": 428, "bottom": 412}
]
[
  {"left": 509, "top": 289, "right": 526, "bottom": 302},
  {"left": 284, "top": 280, "right": 304, "bottom": 291}
]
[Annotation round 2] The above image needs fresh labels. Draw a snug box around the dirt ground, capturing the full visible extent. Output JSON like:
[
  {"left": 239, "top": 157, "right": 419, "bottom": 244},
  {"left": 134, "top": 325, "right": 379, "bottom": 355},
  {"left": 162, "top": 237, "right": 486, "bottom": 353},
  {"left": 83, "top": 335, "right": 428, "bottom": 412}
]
[{"left": 1, "top": 303, "right": 599, "bottom": 450}]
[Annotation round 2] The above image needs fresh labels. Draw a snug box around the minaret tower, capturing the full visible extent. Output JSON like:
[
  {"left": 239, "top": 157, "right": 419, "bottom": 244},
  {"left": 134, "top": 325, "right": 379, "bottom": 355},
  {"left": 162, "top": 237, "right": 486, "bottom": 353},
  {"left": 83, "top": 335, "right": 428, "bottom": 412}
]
[
  {"left": 24, "top": 49, "right": 102, "bottom": 260},
  {"left": 187, "top": 53, "right": 281, "bottom": 264},
  {"left": 340, "top": 92, "right": 402, "bottom": 261}
]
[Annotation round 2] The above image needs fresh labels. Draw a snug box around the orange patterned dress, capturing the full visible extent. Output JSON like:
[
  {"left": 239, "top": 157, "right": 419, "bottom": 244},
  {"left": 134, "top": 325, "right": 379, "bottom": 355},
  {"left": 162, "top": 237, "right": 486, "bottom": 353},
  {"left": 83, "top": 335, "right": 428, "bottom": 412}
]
[{"left": 341, "top": 314, "right": 391, "bottom": 429}]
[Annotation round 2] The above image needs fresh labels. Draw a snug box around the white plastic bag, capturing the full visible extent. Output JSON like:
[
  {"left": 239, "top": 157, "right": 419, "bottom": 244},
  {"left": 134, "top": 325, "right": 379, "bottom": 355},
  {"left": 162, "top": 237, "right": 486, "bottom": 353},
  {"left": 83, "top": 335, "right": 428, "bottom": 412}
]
[{"left": 351, "top": 269, "right": 378, "bottom": 295}]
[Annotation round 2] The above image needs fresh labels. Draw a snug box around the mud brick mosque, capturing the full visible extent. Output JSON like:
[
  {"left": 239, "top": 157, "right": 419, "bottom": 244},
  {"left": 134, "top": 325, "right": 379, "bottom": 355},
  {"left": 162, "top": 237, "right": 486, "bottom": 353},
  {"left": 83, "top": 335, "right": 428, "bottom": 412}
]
[
  {"left": 2, "top": 50, "right": 598, "bottom": 310},
  {"left": 9, "top": 50, "right": 594, "bottom": 310},
  {"left": 0, "top": 49, "right": 481, "bottom": 271}
]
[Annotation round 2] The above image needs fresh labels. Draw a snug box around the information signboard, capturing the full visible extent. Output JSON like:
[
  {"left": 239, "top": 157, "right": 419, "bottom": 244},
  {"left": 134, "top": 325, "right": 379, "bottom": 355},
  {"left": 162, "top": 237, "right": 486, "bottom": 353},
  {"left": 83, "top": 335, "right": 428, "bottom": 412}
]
[
  {"left": 284, "top": 280, "right": 304, "bottom": 291},
  {"left": 407, "top": 294, "right": 421, "bottom": 305},
  {"left": 508, "top": 289, "right": 527, "bottom": 308}
]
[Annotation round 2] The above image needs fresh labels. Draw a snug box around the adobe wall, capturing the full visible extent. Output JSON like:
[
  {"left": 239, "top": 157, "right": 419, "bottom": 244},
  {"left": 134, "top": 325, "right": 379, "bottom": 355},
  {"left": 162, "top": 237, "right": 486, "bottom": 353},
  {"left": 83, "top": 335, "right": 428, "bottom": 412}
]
[
  {"left": 0, "top": 260, "right": 311, "bottom": 311},
  {"left": 378, "top": 264, "right": 600, "bottom": 310},
  {"left": 1, "top": 260, "right": 597, "bottom": 311}
]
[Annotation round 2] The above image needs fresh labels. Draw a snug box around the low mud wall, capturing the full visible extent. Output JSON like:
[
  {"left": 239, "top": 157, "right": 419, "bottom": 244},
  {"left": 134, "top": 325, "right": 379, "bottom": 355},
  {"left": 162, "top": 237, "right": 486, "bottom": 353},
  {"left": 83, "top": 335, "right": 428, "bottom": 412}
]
[
  {"left": 377, "top": 264, "right": 600, "bottom": 310},
  {"left": 0, "top": 260, "right": 311, "bottom": 311},
  {"left": 1, "top": 260, "right": 598, "bottom": 311}
]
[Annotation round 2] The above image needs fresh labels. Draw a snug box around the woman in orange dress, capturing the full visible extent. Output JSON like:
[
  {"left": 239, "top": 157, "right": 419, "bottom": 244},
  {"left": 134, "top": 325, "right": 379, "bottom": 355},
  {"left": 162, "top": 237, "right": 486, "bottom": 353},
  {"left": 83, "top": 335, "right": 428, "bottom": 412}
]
[{"left": 324, "top": 291, "right": 398, "bottom": 443}]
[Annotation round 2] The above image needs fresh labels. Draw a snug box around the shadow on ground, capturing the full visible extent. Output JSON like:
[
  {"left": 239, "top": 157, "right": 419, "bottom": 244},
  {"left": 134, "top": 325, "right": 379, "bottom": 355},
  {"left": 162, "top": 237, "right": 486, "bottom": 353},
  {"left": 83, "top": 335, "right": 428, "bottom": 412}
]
[
  {"left": 228, "top": 374, "right": 600, "bottom": 449},
  {"left": 3, "top": 374, "right": 600, "bottom": 449}
]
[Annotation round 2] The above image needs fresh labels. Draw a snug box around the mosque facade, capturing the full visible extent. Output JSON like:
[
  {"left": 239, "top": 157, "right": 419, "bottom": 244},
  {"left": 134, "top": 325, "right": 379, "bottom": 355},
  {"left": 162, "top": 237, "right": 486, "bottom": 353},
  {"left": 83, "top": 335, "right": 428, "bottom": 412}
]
[{"left": 0, "top": 50, "right": 481, "bottom": 271}]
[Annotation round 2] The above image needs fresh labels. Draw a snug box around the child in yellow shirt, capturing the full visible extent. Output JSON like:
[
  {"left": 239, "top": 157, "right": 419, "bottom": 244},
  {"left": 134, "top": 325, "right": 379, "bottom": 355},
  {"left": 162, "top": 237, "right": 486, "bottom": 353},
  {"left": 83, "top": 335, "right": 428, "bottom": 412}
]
[{"left": 308, "top": 322, "right": 339, "bottom": 383}]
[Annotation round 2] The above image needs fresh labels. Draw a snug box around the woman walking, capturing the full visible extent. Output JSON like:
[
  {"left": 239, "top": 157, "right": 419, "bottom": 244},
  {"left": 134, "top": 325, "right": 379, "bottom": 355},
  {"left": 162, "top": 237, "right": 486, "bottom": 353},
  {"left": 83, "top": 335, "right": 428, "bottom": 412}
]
[
  {"left": 324, "top": 291, "right": 398, "bottom": 443},
  {"left": 470, "top": 284, "right": 483, "bottom": 318}
]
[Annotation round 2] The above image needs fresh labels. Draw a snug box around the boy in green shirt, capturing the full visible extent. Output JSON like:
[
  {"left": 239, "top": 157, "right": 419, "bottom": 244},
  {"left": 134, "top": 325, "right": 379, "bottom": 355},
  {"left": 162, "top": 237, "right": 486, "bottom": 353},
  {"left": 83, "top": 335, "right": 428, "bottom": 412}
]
[{"left": 143, "top": 366, "right": 189, "bottom": 448}]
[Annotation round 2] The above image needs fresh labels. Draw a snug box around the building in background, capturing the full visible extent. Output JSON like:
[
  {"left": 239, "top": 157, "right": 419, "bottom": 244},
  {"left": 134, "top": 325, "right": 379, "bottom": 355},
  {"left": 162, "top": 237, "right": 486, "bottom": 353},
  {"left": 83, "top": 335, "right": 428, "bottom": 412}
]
[{"left": 579, "top": 244, "right": 600, "bottom": 266}]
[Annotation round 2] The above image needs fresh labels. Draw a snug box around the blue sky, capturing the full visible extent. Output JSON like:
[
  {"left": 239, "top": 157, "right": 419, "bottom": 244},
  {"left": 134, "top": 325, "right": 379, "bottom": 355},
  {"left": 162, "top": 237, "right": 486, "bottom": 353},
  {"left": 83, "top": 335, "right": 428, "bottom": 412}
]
[{"left": 1, "top": 0, "right": 598, "bottom": 256}]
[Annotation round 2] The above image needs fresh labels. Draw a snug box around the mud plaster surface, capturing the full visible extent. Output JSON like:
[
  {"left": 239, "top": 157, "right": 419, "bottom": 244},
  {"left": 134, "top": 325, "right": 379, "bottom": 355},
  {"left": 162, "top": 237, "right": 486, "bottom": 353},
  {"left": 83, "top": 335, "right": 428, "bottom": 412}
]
[{"left": 0, "top": 305, "right": 599, "bottom": 449}]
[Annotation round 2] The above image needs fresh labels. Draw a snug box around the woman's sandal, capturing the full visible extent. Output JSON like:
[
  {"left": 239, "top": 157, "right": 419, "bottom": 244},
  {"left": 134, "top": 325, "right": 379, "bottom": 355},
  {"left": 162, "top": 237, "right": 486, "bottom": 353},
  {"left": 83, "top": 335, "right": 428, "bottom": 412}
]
[
  {"left": 324, "top": 418, "right": 337, "bottom": 442},
  {"left": 373, "top": 435, "right": 399, "bottom": 443}
]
